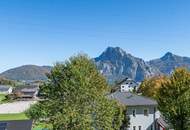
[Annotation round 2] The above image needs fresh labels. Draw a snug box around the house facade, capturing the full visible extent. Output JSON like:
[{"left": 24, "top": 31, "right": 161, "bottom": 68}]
[
  {"left": 13, "top": 85, "right": 39, "bottom": 99},
  {"left": 109, "top": 91, "right": 168, "bottom": 130},
  {"left": 116, "top": 77, "right": 140, "bottom": 92},
  {"left": 127, "top": 105, "right": 157, "bottom": 130}
]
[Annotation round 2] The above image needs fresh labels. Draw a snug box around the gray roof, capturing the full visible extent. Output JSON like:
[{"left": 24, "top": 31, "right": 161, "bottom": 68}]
[
  {"left": 109, "top": 91, "right": 157, "bottom": 106},
  {"left": 0, "top": 85, "right": 12, "bottom": 91},
  {"left": 21, "top": 88, "right": 38, "bottom": 93},
  {"left": 117, "top": 77, "right": 138, "bottom": 85},
  {"left": 0, "top": 120, "right": 33, "bottom": 130},
  {"left": 14, "top": 85, "right": 39, "bottom": 92}
]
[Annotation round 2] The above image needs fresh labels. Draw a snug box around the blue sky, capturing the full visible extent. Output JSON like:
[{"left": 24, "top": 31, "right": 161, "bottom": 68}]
[{"left": 0, "top": 0, "right": 190, "bottom": 72}]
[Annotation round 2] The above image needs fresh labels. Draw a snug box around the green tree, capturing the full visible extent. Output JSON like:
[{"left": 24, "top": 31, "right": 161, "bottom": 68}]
[
  {"left": 157, "top": 68, "right": 190, "bottom": 130},
  {"left": 26, "top": 54, "right": 124, "bottom": 130},
  {"left": 120, "top": 107, "right": 130, "bottom": 130},
  {"left": 138, "top": 76, "right": 168, "bottom": 99},
  {"left": 0, "top": 77, "right": 15, "bottom": 86}
]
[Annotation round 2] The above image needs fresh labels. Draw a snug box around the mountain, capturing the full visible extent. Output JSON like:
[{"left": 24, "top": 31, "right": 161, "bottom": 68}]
[
  {"left": 0, "top": 65, "right": 52, "bottom": 81},
  {"left": 1, "top": 47, "right": 190, "bottom": 83},
  {"left": 95, "top": 47, "right": 160, "bottom": 83},
  {"left": 149, "top": 52, "right": 190, "bottom": 75}
]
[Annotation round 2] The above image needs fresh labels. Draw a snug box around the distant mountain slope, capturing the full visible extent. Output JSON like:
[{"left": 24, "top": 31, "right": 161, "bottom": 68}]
[
  {"left": 95, "top": 47, "right": 160, "bottom": 83},
  {"left": 0, "top": 65, "right": 52, "bottom": 81},
  {"left": 2, "top": 47, "right": 190, "bottom": 83},
  {"left": 149, "top": 52, "right": 190, "bottom": 75}
]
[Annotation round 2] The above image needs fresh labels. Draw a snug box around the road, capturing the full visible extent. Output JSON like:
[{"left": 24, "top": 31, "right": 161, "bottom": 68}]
[{"left": 0, "top": 101, "right": 36, "bottom": 114}]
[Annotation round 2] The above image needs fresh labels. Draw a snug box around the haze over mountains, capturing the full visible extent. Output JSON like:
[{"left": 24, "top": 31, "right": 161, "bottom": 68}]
[{"left": 1, "top": 47, "right": 190, "bottom": 83}]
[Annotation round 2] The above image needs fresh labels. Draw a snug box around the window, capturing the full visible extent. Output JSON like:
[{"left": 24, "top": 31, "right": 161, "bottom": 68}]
[
  {"left": 132, "top": 109, "right": 136, "bottom": 117},
  {"left": 150, "top": 125, "right": 153, "bottom": 130},
  {"left": 138, "top": 126, "right": 142, "bottom": 130},
  {"left": 133, "top": 126, "right": 136, "bottom": 130},
  {"left": 144, "top": 108, "right": 149, "bottom": 116}
]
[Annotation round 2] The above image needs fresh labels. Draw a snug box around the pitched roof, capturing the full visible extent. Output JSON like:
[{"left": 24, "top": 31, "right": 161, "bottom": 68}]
[
  {"left": 14, "top": 85, "right": 39, "bottom": 92},
  {"left": 21, "top": 88, "right": 38, "bottom": 93},
  {"left": 116, "top": 77, "right": 136, "bottom": 85},
  {"left": 0, "top": 120, "right": 33, "bottom": 130},
  {"left": 0, "top": 85, "right": 12, "bottom": 91},
  {"left": 109, "top": 91, "right": 157, "bottom": 106}
]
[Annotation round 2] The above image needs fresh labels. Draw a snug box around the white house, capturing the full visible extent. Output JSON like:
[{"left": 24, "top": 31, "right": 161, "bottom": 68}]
[
  {"left": 109, "top": 91, "right": 169, "bottom": 130},
  {"left": 119, "top": 78, "right": 140, "bottom": 92},
  {"left": 0, "top": 85, "right": 13, "bottom": 94}
]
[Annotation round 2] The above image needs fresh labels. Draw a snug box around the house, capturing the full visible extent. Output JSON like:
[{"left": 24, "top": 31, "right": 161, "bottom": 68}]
[
  {"left": 109, "top": 91, "right": 169, "bottom": 130},
  {"left": 156, "top": 117, "right": 170, "bottom": 130},
  {"left": 0, "top": 85, "right": 13, "bottom": 94},
  {"left": 13, "top": 85, "right": 39, "bottom": 99},
  {"left": 118, "top": 78, "right": 139, "bottom": 92},
  {"left": 0, "top": 120, "right": 33, "bottom": 130}
]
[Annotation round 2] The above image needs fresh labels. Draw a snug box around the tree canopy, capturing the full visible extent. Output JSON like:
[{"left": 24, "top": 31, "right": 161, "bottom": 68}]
[
  {"left": 157, "top": 68, "right": 190, "bottom": 130},
  {"left": 138, "top": 76, "right": 168, "bottom": 99},
  {"left": 26, "top": 54, "right": 124, "bottom": 130},
  {"left": 0, "top": 77, "right": 15, "bottom": 86}
]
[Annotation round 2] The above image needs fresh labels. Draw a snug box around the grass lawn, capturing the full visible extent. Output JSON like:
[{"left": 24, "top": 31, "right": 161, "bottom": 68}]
[
  {"left": 0, "top": 113, "right": 28, "bottom": 121},
  {"left": 0, "top": 94, "right": 6, "bottom": 103}
]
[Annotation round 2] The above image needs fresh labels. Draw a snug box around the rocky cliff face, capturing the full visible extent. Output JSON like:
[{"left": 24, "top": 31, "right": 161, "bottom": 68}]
[
  {"left": 95, "top": 47, "right": 160, "bottom": 83},
  {"left": 149, "top": 52, "right": 190, "bottom": 75}
]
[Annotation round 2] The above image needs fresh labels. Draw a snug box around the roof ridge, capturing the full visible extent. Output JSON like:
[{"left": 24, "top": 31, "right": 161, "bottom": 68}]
[
  {"left": 131, "top": 92, "right": 157, "bottom": 103},
  {"left": 109, "top": 91, "right": 157, "bottom": 106}
]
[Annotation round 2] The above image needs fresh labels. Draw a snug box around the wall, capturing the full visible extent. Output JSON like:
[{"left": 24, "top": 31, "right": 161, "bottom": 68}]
[{"left": 127, "top": 106, "right": 157, "bottom": 130}]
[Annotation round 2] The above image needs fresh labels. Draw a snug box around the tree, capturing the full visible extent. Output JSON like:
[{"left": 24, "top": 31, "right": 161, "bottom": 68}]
[
  {"left": 0, "top": 77, "right": 15, "bottom": 86},
  {"left": 157, "top": 68, "right": 190, "bottom": 130},
  {"left": 26, "top": 54, "right": 124, "bottom": 130},
  {"left": 120, "top": 107, "right": 130, "bottom": 130},
  {"left": 138, "top": 76, "right": 168, "bottom": 99}
]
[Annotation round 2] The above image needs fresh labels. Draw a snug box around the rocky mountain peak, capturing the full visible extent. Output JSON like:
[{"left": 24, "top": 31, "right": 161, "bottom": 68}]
[
  {"left": 161, "top": 52, "right": 175, "bottom": 60},
  {"left": 149, "top": 52, "right": 190, "bottom": 75},
  {"left": 95, "top": 47, "right": 127, "bottom": 63},
  {"left": 95, "top": 47, "right": 160, "bottom": 83},
  {"left": 2, "top": 47, "right": 190, "bottom": 84},
  {"left": 98, "top": 47, "right": 126, "bottom": 60}
]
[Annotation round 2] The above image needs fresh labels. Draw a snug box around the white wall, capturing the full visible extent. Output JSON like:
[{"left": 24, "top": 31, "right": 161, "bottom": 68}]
[
  {"left": 127, "top": 106, "right": 157, "bottom": 130},
  {"left": 8, "top": 87, "right": 13, "bottom": 94},
  {"left": 120, "top": 81, "right": 138, "bottom": 92},
  {"left": 121, "top": 84, "right": 133, "bottom": 92}
]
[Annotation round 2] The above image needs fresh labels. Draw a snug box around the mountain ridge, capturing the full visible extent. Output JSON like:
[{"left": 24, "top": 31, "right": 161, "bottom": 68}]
[
  {"left": 1, "top": 47, "right": 190, "bottom": 83},
  {"left": 95, "top": 47, "right": 161, "bottom": 83},
  {"left": 0, "top": 65, "right": 52, "bottom": 81},
  {"left": 149, "top": 51, "right": 190, "bottom": 75}
]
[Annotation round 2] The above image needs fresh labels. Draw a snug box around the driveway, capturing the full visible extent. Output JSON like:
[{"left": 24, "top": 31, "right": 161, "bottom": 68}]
[{"left": 0, "top": 101, "right": 37, "bottom": 114}]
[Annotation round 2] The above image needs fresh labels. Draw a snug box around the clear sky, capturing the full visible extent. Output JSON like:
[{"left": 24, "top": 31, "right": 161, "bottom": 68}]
[{"left": 0, "top": 0, "right": 190, "bottom": 72}]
